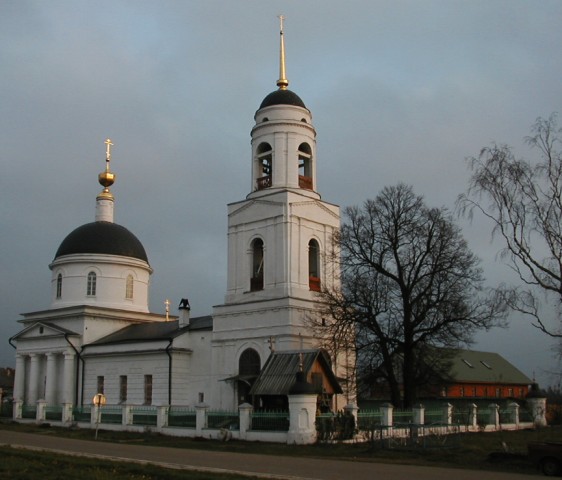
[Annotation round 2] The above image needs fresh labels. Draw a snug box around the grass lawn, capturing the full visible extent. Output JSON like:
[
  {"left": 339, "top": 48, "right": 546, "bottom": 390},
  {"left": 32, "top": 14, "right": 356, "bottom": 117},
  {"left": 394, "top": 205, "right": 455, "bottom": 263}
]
[{"left": 1, "top": 420, "right": 561, "bottom": 477}]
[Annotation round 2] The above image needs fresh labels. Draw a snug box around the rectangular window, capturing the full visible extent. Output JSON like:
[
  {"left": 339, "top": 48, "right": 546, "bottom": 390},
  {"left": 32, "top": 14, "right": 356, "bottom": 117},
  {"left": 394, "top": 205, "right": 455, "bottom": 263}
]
[
  {"left": 97, "top": 376, "right": 104, "bottom": 394},
  {"left": 119, "top": 375, "right": 127, "bottom": 403},
  {"left": 198, "top": 392, "right": 204, "bottom": 403},
  {"left": 56, "top": 274, "right": 62, "bottom": 298},
  {"left": 144, "top": 375, "right": 153, "bottom": 405}
]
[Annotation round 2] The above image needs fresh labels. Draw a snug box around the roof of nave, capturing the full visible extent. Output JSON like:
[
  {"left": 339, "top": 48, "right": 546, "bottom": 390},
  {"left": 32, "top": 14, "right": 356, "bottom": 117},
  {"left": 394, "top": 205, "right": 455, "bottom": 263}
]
[{"left": 88, "top": 315, "right": 213, "bottom": 346}]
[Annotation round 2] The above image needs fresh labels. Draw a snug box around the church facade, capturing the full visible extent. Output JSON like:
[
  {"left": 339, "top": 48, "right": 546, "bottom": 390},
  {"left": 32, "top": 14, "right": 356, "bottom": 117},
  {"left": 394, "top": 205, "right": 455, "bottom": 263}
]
[{"left": 10, "top": 23, "right": 351, "bottom": 415}]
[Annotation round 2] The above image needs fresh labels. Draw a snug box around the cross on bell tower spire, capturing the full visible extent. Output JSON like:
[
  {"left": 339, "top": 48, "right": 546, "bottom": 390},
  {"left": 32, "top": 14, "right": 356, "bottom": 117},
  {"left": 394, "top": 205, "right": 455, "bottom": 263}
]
[{"left": 276, "top": 14, "right": 289, "bottom": 90}]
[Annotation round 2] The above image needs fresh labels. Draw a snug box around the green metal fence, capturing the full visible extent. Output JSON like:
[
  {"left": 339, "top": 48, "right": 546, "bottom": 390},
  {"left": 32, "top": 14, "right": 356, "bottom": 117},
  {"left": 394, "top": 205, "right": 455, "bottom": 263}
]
[
  {"left": 316, "top": 412, "right": 356, "bottom": 441},
  {"left": 250, "top": 410, "right": 289, "bottom": 431},
  {"left": 167, "top": 407, "right": 196, "bottom": 428},
  {"left": 100, "top": 405, "right": 122, "bottom": 424},
  {"left": 0, "top": 402, "right": 12, "bottom": 418},
  {"left": 45, "top": 405, "right": 63, "bottom": 421},
  {"left": 451, "top": 408, "right": 471, "bottom": 425},
  {"left": 476, "top": 407, "right": 492, "bottom": 426},
  {"left": 357, "top": 410, "right": 382, "bottom": 431},
  {"left": 72, "top": 406, "right": 91, "bottom": 422},
  {"left": 424, "top": 409, "right": 444, "bottom": 425},
  {"left": 131, "top": 406, "right": 157, "bottom": 426},
  {"left": 393, "top": 409, "right": 413, "bottom": 426},
  {"left": 22, "top": 404, "right": 36, "bottom": 419},
  {"left": 207, "top": 410, "right": 239, "bottom": 430}
]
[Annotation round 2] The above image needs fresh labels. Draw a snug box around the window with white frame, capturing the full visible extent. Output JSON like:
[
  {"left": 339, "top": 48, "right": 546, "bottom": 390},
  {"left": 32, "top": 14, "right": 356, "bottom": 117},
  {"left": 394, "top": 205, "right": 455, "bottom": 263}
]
[
  {"left": 87, "top": 271, "right": 97, "bottom": 296},
  {"left": 125, "top": 274, "right": 134, "bottom": 299}
]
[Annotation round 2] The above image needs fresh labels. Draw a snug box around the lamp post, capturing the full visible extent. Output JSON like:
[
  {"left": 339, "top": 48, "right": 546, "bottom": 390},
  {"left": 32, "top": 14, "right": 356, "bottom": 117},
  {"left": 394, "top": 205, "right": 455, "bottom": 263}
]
[{"left": 92, "top": 393, "right": 106, "bottom": 440}]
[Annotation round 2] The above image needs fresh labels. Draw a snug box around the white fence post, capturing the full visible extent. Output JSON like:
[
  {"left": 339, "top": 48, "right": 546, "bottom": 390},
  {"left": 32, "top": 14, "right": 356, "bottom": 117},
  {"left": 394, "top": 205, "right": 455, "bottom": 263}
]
[
  {"left": 380, "top": 402, "right": 393, "bottom": 427},
  {"left": 469, "top": 403, "right": 478, "bottom": 430},
  {"left": 36, "top": 399, "right": 46, "bottom": 423},
  {"left": 13, "top": 399, "right": 22, "bottom": 420},
  {"left": 157, "top": 405, "right": 169, "bottom": 429},
  {"left": 489, "top": 403, "right": 499, "bottom": 429},
  {"left": 442, "top": 403, "right": 452, "bottom": 425},
  {"left": 62, "top": 402, "right": 73, "bottom": 424},
  {"left": 413, "top": 404, "right": 424, "bottom": 425},
  {"left": 195, "top": 403, "right": 209, "bottom": 436},
  {"left": 508, "top": 402, "right": 520, "bottom": 428},
  {"left": 123, "top": 405, "right": 132, "bottom": 426},
  {"left": 239, "top": 403, "right": 253, "bottom": 440}
]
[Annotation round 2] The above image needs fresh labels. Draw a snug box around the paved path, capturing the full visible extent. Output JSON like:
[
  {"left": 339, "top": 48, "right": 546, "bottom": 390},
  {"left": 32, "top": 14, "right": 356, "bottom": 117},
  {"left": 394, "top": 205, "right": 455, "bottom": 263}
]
[{"left": 0, "top": 430, "right": 539, "bottom": 480}]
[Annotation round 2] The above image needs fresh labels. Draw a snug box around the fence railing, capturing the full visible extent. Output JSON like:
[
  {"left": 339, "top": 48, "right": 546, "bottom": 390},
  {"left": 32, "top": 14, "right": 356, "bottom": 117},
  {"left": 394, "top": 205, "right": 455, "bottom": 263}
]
[
  {"left": 168, "top": 406, "right": 196, "bottom": 428},
  {"left": 100, "top": 405, "right": 123, "bottom": 424},
  {"left": 0, "top": 402, "right": 12, "bottom": 418},
  {"left": 22, "top": 404, "right": 36, "bottom": 419},
  {"left": 207, "top": 410, "right": 239, "bottom": 430},
  {"left": 131, "top": 406, "right": 157, "bottom": 426},
  {"left": 11, "top": 398, "right": 547, "bottom": 446},
  {"left": 72, "top": 406, "right": 91, "bottom": 422},
  {"left": 250, "top": 410, "right": 289, "bottom": 431},
  {"left": 45, "top": 405, "right": 63, "bottom": 421}
]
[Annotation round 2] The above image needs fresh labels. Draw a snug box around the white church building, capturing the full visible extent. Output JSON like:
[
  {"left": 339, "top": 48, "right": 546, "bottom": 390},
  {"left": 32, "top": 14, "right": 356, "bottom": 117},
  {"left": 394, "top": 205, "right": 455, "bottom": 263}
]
[{"left": 10, "top": 23, "right": 352, "bottom": 423}]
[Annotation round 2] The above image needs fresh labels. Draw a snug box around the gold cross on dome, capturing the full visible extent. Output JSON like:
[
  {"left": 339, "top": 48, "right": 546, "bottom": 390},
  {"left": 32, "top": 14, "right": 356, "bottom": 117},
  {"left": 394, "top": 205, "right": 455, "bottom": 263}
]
[
  {"left": 278, "top": 14, "right": 285, "bottom": 33},
  {"left": 104, "top": 138, "right": 114, "bottom": 163}
]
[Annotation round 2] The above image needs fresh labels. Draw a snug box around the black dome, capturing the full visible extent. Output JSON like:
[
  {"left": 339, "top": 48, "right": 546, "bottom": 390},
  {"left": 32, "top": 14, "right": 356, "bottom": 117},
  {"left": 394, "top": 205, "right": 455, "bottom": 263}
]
[
  {"left": 259, "top": 89, "right": 306, "bottom": 109},
  {"left": 55, "top": 222, "right": 149, "bottom": 263}
]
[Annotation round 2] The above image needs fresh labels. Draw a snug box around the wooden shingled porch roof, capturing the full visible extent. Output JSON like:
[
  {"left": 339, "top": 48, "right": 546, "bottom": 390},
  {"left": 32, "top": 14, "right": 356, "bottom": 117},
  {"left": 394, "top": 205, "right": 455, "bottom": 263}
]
[{"left": 249, "top": 349, "right": 343, "bottom": 396}]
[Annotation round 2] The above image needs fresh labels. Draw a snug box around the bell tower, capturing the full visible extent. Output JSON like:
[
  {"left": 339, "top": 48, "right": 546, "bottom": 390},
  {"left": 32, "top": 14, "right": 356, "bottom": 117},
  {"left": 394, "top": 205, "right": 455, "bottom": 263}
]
[
  {"left": 248, "top": 16, "right": 319, "bottom": 199},
  {"left": 212, "top": 18, "right": 340, "bottom": 391}
]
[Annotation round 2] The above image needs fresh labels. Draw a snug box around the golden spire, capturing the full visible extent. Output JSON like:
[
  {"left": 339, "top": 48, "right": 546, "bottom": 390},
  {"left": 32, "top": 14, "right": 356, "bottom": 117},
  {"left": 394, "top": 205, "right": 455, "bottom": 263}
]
[
  {"left": 276, "top": 14, "right": 289, "bottom": 90},
  {"left": 98, "top": 138, "right": 116, "bottom": 199}
]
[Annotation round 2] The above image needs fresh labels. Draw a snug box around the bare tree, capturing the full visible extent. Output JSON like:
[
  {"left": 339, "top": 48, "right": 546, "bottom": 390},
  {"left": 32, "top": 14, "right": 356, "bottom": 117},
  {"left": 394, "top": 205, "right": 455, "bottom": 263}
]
[
  {"left": 458, "top": 114, "right": 562, "bottom": 339},
  {"left": 315, "top": 184, "right": 505, "bottom": 408}
]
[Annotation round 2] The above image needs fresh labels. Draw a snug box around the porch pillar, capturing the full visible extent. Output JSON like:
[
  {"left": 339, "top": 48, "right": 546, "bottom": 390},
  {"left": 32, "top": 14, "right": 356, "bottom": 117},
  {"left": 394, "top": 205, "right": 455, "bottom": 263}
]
[
  {"left": 45, "top": 353, "right": 58, "bottom": 405},
  {"left": 13, "top": 354, "right": 26, "bottom": 402},
  {"left": 62, "top": 352, "right": 76, "bottom": 404},
  {"left": 28, "top": 354, "right": 40, "bottom": 405}
]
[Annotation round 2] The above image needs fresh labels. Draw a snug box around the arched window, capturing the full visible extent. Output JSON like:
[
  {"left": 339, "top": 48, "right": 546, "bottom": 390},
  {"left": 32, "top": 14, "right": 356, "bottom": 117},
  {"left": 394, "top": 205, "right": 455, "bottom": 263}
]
[
  {"left": 125, "top": 274, "right": 134, "bottom": 299},
  {"left": 298, "top": 143, "right": 313, "bottom": 190},
  {"left": 256, "top": 143, "right": 272, "bottom": 190},
  {"left": 56, "top": 273, "right": 62, "bottom": 299},
  {"left": 238, "top": 348, "right": 261, "bottom": 405},
  {"left": 239, "top": 348, "right": 261, "bottom": 376},
  {"left": 251, "top": 238, "right": 264, "bottom": 291},
  {"left": 308, "top": 239, "right": 321, "bottom": 291},
  {"left": 87, "top": 271, "right": 97, "bottom": 296}
]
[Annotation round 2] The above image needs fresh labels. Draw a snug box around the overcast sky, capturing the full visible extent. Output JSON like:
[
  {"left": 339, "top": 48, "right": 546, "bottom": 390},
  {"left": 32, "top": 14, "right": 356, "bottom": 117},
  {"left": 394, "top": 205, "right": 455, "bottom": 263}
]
[{"left": 1, "top": 0, "right": 561, "bottom": 388}]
